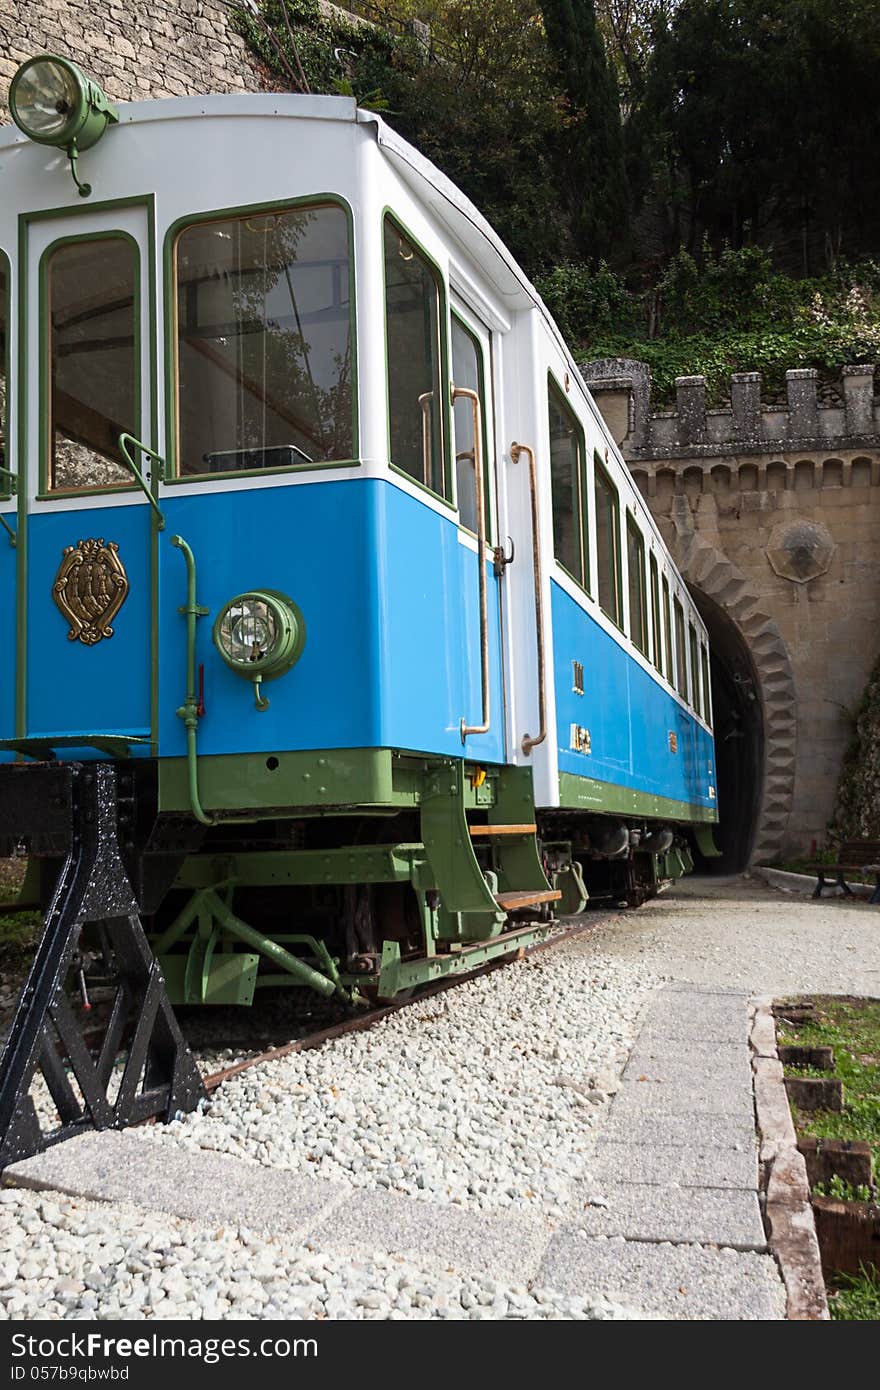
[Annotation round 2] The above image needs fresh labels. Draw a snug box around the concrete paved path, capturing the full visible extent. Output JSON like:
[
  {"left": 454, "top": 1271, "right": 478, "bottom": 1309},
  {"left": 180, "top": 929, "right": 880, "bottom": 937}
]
[{"left": 5, "top": 983, "right": 785, "bottom": 1320}]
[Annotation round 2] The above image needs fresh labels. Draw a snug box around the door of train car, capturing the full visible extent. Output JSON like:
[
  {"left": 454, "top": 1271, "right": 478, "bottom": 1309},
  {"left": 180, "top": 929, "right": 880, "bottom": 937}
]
[
  {"left": 450, "top": 300, "right": 507, "bottom": 756},
  {"left": 17, "top": 201, "right": 155, "bottom": 754}
]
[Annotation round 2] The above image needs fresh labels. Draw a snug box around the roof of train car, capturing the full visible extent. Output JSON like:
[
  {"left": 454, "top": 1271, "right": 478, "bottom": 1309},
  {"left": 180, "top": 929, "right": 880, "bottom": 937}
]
[{"left": 0, "top": 90, "right": 708, "bottom": 641}]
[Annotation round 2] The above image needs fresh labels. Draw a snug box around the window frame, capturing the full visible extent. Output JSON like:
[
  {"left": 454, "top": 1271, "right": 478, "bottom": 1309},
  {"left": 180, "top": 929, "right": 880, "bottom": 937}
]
[
  {"left": 39, "top": 229, "right": 142, "bottom": 499},
  {"left": 0, "top": 249, "right": 10, "bottom": 501},
  {"left": 688, "top": 621, "right": 702, "bottom": 716},
  {"left": 382, "top": 208, "right": 452, "bottom": 509},
  {"left": 451, "top": 308, "right": 493, "bottom": 541},
  {"left": 547, "top": 371, "right": 589, "bottom": 593},
  {"left": 593, "top": 452, "right": 622, "bottom": 627},
  {"left": 661, "top": 575, "right": 674, "bottom": 686},
  {"left": 673, "top": 595, "right": 688, "bottom": 699},
  {"left": 165, "top": 193, "right": 359, "bottom": 486},
  {"left": 625, "top": 510, "right": 648, "bottom": 656},
  {"left": 701, "top": 643, "right": 713, "bottom": 728},
  {"left": 649, "top": 552, "right": 663, "bottom": 673}
]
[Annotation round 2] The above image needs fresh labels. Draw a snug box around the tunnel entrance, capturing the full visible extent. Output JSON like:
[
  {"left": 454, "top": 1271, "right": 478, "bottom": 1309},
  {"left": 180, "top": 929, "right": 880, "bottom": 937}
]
[{"left": 689, "top": 587, "right": 764, "bottom": 873}]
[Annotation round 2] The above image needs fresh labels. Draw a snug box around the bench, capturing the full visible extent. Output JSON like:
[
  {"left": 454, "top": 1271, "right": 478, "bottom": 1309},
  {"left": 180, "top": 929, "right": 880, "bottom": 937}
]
[{"left": 807, "top": 839, "right": 880, "bottom": 904}]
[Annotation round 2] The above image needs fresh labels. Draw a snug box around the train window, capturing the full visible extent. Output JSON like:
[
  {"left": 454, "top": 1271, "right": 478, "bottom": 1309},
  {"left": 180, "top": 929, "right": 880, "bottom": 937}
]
[
  {"left": 0, "top": 257, "right": 7, "bottom": 482},
  {"left": 662, "top": 575, "right": 674, "bottom": 685},
  {"left": 548, "top": 379, "right": 587, "bottom": 588},
  {"left": 626, "top": 514, "right": 647, "bottom": 655},
  {"left": 673, "top": 596, "right": 687, "bottom": 698},
  {"left": 174, "top": 203, "right": 353, "bottom": 478},
  {"left": 688, "top": 622, "right": 702, "bottom": 715},
  {"left": 384, "top": 217, "right": 446, "bottom": 499},
  {"left": 594, "top": 456, "right": 621, "bottom": 624},
  {"left": 452, "top": 315, "right": 489, "bottom": 535},
  {"left": 701, "top": 644, "right": 712, "bottom": 725},
  {"left": 46, "top": 236, "right": 137, "bottom": 492},
  {"left": 649, "top": 554, "right": 663, "bottom": 673}
]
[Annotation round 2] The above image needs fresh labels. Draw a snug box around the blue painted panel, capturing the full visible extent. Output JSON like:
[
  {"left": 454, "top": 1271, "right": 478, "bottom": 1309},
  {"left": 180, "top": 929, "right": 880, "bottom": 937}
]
[
  {"left": 551, "top": 579, "right": 715, "bottom": 811},
  {"left": 158, "top": 478, "right": 504, "bottom": 764},
  {"left": 373, "top": 482, "right": 504, "bottom": 764},
  {"left": 26, "top": 506, "right": 151, "bottom": 741},
  {"left": 159, "top": 481, "right": 381, "bottom": 758}
]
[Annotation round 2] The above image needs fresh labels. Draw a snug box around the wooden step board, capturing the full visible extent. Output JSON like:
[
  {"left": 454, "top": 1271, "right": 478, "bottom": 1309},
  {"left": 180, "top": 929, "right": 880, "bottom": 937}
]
[
  {"left": 495, "top": 889, "right": 562, "bottom": 911},
  {"left": 469, "top": 823, "right": 537, "bottom": 837}
]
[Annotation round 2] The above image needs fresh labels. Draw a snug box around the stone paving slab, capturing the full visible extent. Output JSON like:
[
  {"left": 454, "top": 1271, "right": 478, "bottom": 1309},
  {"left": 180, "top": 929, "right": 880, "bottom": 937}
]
[
  {"left": 536, "top": 1233, "right": 785, "bottom": 1321},
  {"left": 637, "top": 1019, "right": 747, "bottom": 1044},
  {"left": 308, "top": 1187, "right": 551, "bottom": 1284},
  {"left": 608, "top": 1080, "right": 753, "bottom": 1118},
  {"left": 4, "top": 1131, "right": 346, "bottom": 1236},
  {"left": 622, "top": 1056, "right": 752, "bottom": 1088},
  {"left": 626, "top": 1039, "right": 751, "bottom": 1071},
  {"left": 566, "top": 1181, "right": 766, "bottom": 1250},
  {"left": 599, "top": 1107, "right": 757, "bottom": 1151},
  {"left": 590, "top": 1140, "right": 758, "bottom": 1191}
]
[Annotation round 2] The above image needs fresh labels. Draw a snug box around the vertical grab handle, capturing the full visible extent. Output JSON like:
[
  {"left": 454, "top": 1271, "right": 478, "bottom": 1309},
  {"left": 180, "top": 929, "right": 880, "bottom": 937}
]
[
  {"left": 456, "top": 385, "right": 490, "bottom": 742},
  {"left": 511, "top": 442, "right": 546, "bottom": 756}
]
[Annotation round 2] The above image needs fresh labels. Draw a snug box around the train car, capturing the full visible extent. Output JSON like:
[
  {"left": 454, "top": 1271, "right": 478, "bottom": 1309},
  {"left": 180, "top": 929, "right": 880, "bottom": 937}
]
[{"left": 0, "top": 56, "right": 717, "bottom": 1161}]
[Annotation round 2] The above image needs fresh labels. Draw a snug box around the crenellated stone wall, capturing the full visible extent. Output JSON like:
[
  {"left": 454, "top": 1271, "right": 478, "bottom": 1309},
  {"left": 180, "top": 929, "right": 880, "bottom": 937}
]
[
  {"left": 583, "top": 358, "right": 880, "bottom": 863},
  {"left": 0, "top": 1, "right": 272, "bottom": 125}
]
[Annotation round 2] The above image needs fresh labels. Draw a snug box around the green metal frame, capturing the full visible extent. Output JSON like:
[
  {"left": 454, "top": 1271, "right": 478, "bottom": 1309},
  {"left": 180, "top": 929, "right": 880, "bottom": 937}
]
[
  {"left": 162, "top": 194, "right": 359, "bottom": 482},
  {"left": 382, "top": 207, "right": 454, "bottom": 513},
  {"left": 16, "top": 194, "right": 159, "bottom": 742}
]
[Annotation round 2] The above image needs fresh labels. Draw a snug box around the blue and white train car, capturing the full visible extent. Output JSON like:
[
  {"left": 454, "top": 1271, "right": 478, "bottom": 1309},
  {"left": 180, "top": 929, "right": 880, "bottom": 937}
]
[{"left": 0, "top": 64, "right": 717, "bottom": 1025}]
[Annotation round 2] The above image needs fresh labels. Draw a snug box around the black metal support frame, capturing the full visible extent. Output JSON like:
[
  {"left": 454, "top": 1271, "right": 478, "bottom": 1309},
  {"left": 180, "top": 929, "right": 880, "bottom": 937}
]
[{"left": 0, "top": 763, "right": 205, "bottom": 1170}]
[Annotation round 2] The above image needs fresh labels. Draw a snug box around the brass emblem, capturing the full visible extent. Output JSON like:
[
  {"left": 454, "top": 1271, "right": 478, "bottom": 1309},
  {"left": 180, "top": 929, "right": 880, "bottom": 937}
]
[{"left": 52, "top": 538, "right": 129, "bottom": 645}]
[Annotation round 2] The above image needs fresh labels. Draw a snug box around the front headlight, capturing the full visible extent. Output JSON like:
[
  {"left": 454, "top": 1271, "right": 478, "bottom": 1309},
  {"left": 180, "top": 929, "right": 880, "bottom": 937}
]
[
  {"left": 213, "top": 591, "right": 304, "bottom": 681},
  {"left": 9, "top": 54, "right": 118, "bottom": 151}
]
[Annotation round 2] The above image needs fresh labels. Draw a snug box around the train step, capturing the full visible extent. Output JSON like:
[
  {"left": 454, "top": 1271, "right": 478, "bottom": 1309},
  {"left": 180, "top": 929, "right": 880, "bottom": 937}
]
[
  {"left": 468, "top": 823, "right": 537, "bottom": 837},
  {"left": 495, "top": 889, "right": 562, "bottom": 911}
]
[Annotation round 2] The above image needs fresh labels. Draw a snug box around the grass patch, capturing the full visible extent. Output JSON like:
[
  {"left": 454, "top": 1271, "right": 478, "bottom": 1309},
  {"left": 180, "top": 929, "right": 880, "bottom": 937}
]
[
  {"left": 777, "top": 998, "right": 880, "bottom": 1168},
  {"left": 0, "top": 873, "right": 40, "bottom": 976},
  {"left": 829, "top": 1267, "right": 880, "bottom": 1321}
]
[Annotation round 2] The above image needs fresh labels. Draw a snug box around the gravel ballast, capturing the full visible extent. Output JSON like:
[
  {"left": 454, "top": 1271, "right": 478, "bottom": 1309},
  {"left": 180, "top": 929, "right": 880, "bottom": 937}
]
[{"left": 4, "top": 876, "right": 880, "bottom": 1320}]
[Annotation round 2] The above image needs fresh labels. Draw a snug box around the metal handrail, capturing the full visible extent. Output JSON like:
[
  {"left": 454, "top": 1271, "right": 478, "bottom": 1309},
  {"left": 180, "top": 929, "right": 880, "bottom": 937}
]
[
  {"left": 456, "top": 385, "right": 490, "bottom": 741},
  {"left": 511, "top": 441, "right": 547, "bottom": 756},
  {"left": 117, "top": 433, "right": 166, "bottom": 529}
]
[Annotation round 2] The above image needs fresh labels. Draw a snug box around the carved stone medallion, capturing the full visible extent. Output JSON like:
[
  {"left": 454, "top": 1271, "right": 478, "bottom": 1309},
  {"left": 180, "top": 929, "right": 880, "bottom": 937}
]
[{"left": 52, "top": 538, "right": 129, "bottom": 645}]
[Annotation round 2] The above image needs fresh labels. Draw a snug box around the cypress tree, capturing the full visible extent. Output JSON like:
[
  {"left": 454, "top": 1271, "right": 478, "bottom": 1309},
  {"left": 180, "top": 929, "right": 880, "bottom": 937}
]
[{"left": 540, "top": 0, "right": 630, "bottom": 262}]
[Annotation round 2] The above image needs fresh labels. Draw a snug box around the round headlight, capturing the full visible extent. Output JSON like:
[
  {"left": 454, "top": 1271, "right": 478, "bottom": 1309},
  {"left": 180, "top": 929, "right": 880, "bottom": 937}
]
[
  {"left": 9, "top": 54, "right": 118, "bottom": 151},
  {"left": 213, "top": 591, "right": 305, "bottom": 681}
]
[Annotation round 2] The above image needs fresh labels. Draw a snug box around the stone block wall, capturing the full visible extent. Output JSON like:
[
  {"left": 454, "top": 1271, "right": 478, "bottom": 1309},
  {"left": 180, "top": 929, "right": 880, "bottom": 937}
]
[
  {"left": 0, "top": 1, "right": 271, "bottom": 125},
  {"left": 583, "top": 359, "right": 880, "bottom": 862}
]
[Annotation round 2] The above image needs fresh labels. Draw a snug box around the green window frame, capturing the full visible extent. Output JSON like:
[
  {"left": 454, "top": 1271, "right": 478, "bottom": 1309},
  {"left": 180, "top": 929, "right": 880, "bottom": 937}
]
[
  {"left": 451, "top": 312, "right": 491, "bottom": 538},
  {"left": 170, "top": 198, "right": 356, "bottom": 482},
  {"left": 688, "top": 621, "right": 702, "bottom": 715},
  {"left": 673, "top": 596, "right": 687, "bottom": 698},
  {"left": 384, "top": 212, "right": 449, "bottom": 503},
  {"left": 42, "top": 231, "right": 140, "bottom": 496},
  {"left": 0, "top": 251, "right": 8, "bottom": 497},
  {"left": 701, "top": 644, "right": 712, "bottom": 727},
  {"left": 626, "top": 512, "right": 648, "bottom": 655},
  {"left": 662, "top": 575, "right": 674, "bottom": 685},
  {"left": 649, "top": 553, "right": 662, "bottom": 673},
  {"left": 548, "top": 376, "right": 588, "bottom": 589},
  {"left": 594, "top": 455, "right": 621, "bottom": 625}
]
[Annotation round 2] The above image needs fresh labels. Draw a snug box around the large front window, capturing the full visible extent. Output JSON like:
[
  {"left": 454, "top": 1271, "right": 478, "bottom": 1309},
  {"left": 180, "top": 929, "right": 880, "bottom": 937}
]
[
  {"left": 174, "top": 203, "right": 353, "bottom": 477},
  {"left": 384, "top": 216, "right": 446, "bottom": 498},
  {"left": 46, "top": 235, "right": 137, "bottom": 492}
]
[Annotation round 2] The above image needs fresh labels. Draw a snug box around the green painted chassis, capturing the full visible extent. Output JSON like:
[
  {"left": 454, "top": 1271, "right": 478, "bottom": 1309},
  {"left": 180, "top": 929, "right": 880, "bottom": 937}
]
[{"left": 145, "top": 747, "right": 710, "bottom": 1007}]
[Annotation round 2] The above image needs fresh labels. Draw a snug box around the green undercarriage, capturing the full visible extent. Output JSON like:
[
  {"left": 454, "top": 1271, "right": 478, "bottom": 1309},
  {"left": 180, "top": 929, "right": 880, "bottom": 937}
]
[{"left": 151, "top": 749, "right": 711, "bottom": 1006}]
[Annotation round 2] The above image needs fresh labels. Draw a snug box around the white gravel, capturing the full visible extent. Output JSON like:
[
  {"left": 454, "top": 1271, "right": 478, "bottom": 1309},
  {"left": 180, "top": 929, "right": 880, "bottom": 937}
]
[
  {"left": 146, "top": 943, "right": 656, "bottom": 1217},
  {"left": 0, "top": 1188, "right": 636, "bottom": 1321}
]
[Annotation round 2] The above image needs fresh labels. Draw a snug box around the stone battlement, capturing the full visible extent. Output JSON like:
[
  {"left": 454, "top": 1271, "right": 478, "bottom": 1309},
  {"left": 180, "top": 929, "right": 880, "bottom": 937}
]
[{"left": 582, "top": 358, "right": 879, "bottom": 460}]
